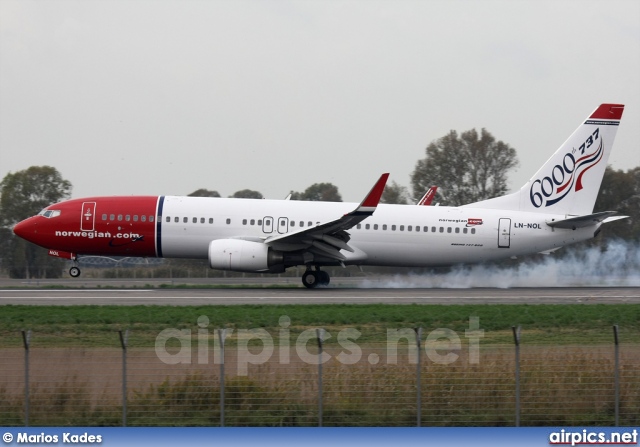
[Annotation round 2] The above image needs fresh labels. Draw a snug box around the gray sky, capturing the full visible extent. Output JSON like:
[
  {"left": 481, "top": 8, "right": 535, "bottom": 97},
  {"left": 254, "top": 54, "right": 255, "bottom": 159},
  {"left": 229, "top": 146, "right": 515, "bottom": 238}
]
[{"left": 1, "top": 0, "right": 639, "bottom": 203}]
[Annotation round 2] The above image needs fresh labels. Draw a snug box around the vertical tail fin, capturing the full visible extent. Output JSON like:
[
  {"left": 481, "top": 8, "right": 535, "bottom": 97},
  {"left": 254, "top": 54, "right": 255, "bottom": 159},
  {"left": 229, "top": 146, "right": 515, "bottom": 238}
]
[{"left": 469, "top": 104, "right": 624, "bottom": 215}]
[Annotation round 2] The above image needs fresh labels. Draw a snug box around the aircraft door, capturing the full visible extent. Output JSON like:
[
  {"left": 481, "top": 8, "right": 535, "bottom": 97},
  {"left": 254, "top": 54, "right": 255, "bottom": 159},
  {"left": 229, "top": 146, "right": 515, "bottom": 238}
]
[
  {"left": 498, "top": 218, "right": 511, "bottom": 248},
  {"left": 277, "top": 217, "right": 289, "bottom": 234},
  {"left": 262, "top": 216, "right": 274, "bottom": 233},
  {"left": 81, "top": 202, "right": 96, "bottom": 231}
]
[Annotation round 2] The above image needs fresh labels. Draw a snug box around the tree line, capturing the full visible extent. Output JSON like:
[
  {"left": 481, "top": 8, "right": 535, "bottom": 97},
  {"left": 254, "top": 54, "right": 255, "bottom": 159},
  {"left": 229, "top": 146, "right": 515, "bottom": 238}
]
[{"left": 1, "top": 128, "right": 638, "bottom": 279}]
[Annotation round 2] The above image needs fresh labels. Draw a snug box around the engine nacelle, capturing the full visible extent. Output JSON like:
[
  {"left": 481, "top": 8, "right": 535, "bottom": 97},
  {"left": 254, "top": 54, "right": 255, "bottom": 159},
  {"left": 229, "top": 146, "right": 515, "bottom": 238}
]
[{"left": 208, "top": 239, "right": 285, "bottom": 273}]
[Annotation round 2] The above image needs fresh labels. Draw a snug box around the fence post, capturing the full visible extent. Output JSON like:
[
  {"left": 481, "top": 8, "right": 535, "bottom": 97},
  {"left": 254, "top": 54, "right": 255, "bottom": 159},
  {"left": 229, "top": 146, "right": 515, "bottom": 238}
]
[
  {"left": 512, "top": 325, "right": 521, "bottom": 427},
  {"left": 316, "top": 328, "right": 324, "bottom": 427},
  {"left": 613, "top": 324, "right": 619, "bottom": 427},
  {"left": 217, "top": 329, "right": 226, "bottom": 427},
  {"left": 118, "top": 329, "right": 129, "bottom": 427},
  {"left": 21, "top": 330, "right": 31, "bottom": 427},
  {"left": 414, "top": 327, "right": 422, "bottom": 427}
]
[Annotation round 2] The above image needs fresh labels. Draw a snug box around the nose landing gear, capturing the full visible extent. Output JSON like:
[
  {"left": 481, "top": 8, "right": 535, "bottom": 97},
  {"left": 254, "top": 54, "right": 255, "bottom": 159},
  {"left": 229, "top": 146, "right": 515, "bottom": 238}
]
[{"left": 68, "top": 254, "right": 81, "bottom": 278}]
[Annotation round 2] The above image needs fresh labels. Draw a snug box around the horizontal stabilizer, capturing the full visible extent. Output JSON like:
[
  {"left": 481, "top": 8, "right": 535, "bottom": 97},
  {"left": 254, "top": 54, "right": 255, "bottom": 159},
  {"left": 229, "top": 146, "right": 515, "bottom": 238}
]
[{"left": 546, "top": 211, "right": 623, "bottom": 229}]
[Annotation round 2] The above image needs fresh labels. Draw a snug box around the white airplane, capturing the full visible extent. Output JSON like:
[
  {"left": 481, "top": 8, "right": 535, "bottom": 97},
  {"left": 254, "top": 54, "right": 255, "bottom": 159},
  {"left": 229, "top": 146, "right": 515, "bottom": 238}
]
[{"left": 13, "top": 104, "right": 626, "bottom": 288}]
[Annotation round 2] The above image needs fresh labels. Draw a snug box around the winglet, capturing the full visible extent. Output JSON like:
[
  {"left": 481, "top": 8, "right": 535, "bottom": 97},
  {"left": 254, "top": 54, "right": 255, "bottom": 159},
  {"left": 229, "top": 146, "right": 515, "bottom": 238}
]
[{"left": 355, "top": 173, "right": 389, "bottom": 214}]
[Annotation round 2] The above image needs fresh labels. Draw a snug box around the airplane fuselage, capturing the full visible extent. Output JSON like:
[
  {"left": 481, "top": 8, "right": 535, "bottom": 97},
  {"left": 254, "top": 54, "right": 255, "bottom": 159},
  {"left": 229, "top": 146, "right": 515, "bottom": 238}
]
[{"left": 18, "top": 195, "right": 596, "bottom": 268}]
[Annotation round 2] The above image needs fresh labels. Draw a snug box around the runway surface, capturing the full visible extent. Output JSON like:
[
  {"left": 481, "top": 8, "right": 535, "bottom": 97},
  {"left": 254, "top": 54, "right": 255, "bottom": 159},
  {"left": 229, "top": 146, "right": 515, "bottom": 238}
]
[{"left": 0, "top": 278, "right": 638, "bottom": 305}]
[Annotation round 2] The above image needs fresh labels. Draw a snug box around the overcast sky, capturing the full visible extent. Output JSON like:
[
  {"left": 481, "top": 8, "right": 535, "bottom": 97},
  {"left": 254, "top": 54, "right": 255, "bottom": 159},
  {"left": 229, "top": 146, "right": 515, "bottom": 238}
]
[{"left": 1, "top": 0, "right": 639, "bottom": 203}]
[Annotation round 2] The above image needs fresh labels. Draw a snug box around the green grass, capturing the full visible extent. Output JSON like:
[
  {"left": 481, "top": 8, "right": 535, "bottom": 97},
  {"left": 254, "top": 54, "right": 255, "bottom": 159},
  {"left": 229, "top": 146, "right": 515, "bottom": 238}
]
[
  {"left": 0, "top": 304, "right": 638, "bottom": 347},
  {"left": 1, "top": 303, "right": 639, "bottom": 427}
]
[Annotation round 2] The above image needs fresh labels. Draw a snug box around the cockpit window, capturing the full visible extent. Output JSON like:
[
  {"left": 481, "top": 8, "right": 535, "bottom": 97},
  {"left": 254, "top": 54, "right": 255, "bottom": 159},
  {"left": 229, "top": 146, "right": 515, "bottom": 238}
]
[{"left": 37, "top": 209, "right": 61, "bottom": 218}]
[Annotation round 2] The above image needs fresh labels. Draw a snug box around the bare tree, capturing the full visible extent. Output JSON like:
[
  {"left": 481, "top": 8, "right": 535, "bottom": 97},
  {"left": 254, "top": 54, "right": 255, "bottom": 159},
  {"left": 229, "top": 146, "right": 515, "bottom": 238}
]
[
  {"left": 411, "top": 128, "right": 518, "bottom": 206},
  {"left": 229, "top": 189, "right": 263, "bottom": 199},
  {"left": 290, "top": 183, "right": 342, "bottom": 202},
  {"left": 188, "top": 188, "right": 221, "bottom": 197},
  {"left": 381, "top": 181, "right": 410, "bottom": 204},
  {"left": 0, "top": 166, "right": 72, "bottom": 278}
]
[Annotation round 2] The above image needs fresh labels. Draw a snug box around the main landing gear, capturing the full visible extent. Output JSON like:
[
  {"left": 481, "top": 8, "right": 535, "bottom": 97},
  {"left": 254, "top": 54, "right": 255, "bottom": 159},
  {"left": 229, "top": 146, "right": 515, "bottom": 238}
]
[{"left": 302, "top": 267, "right": 330, "bottom": 289}]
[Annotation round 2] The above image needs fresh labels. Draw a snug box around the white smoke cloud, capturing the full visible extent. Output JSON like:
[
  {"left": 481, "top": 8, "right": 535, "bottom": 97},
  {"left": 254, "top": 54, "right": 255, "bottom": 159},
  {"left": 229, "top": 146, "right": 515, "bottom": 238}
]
[{"left": 359, "top": 239, "right": 640, "bottom": 288}]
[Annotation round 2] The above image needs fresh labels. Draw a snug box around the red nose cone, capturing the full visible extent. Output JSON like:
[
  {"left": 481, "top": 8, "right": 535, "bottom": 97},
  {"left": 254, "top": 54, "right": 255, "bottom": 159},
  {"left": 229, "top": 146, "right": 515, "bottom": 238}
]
[
  {"left": 13, "top": 220, "right": 27, "bottom": 238},
  {"left": 13, "top": 218, "right": 35, "bottom": 242}
]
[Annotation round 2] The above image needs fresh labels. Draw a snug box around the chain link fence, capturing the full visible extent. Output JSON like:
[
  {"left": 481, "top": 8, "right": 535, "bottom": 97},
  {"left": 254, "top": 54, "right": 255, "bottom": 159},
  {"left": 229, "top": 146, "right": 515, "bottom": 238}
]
[{"left": 1, "top": 326, "right": 638, "bottom": 427}]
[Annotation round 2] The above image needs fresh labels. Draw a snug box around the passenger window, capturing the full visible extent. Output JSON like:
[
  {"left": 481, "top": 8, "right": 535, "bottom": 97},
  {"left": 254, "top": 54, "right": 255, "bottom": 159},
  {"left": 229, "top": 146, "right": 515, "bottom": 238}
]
[
  {"left": 439, "top": 227, "right": 444, "bottom": 233},
  {"left": 182, "top": 217, "right": 187, "bottom": 223},
  {"left": 408, "top": 225, "right": 412, "bottom": 231},
  {"left": 257, "top": 219, "right": 262, "bottom": 225},
  {"left": 291, "top": 221, "right": 295, "bottom": 227},
  {"left": 383, "top": 224, "right": 387, "bottom": 230},
  {"left": 209, "top": 218, "right": 214, "bottom": 224},
  {"left": 365, "top": 224, "right": 370, "bottom": 230},
  {"left": 175, "top": 217, "right": 179, "bottom": 223},
  {"left": 424, "top": 226, "right": 428, "bottom": 232},
  {"left": 118, "top": 215, "right": 123, "bottom": 221},
  {"left": 455, "top": 227, "right": 460, "bottom": 233},
  {"left": 415, "top": 226, "right": 420, "bottom": 232},
  {"left": 191, "top": 217, "right": 196, "bottom": 223},
  {"left": 133, "top": 215, "right": 138, "bottom": 222},
  {"left": 110, "top": 214, "right": 115, "bottom": 221},
  {"left": 308, "top": 222, "right": 312, "bottom": 227},
  {"left": 400, "top": 225, "right": 404, "bottom": 231},
  {"left": 201, "top": 218, "right": 205, "bottom": 224},
  {"left": 471, "top": 228, "right": 476, "bottom": 234},
  {"left": 463, "top": 228, "right": 468, "bottom": 234},
  {"left": 226, "top": 218, "right": 231, "bottom": 224},
  {"left": 299, "top": 221, "right": 304, "bottom": 227},
  {"left": 250, "top": 219, "right": 255, "bottom": 225},
  {"left": 447, "top": 227, "right": 452, "bottom": 233},
  {"left": 374, "top": 224, "right": 378, "bottom": 230},
  {"left": 432, "top": 227, "right": 436, "bottom": 232},
  {"left": 242, "top": 219, "right": 247, "bottom": 225},
  {"left": 150, "top": 216, "right": 154, "bottom": 223},
  {"left": 141, "top": 215, "right": 146, "bottom": 222},
  {"left": 166, "top": 216, "right": 171, "bottom": 223},
  {"left": 392, "top": 225, "right": 396, "bottom": 231},
  {"left": 357, "top": 224, "right": 361, "bottom": 229},
  {"left": 102, "top": 214, "right": 107, "bottom": 221},
  {"left": 125, "top": 215, "right": 131, "bottom": 222}
]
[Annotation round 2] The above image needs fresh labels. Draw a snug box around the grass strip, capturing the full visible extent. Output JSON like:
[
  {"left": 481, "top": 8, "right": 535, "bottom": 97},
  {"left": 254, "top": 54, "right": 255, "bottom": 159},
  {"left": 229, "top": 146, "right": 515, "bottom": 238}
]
[{"left": 1, "top": 304, "right": 638, "bottom": 347}]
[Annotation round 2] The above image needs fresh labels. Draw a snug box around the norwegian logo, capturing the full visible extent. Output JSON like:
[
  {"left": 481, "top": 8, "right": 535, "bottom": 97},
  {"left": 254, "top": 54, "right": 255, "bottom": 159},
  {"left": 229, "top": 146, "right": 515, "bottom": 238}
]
[
  {"left": 529, "top": 128, "right": 603, "bottom": 208},
  {"left": 466, "top": 218, "right": 483, "bottom": 226}
]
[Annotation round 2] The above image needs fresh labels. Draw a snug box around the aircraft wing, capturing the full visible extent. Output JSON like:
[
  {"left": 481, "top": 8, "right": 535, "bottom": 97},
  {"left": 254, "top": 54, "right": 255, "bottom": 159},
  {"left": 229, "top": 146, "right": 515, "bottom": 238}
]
[{"left": 264, "top": 173, "right": 389, "bottom": 261}]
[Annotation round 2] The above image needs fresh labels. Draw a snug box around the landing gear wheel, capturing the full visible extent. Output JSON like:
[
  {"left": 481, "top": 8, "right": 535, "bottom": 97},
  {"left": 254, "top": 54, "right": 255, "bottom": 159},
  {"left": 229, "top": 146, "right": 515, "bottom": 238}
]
[
  {"left": 69, "top": 266, "right": 81, "bottom": 278},
  {"left": 302, "top": 271, "right": 319, "bottom": 289},
  {"left": 318, "top": 271, "right": 330, "bottom": 286}
]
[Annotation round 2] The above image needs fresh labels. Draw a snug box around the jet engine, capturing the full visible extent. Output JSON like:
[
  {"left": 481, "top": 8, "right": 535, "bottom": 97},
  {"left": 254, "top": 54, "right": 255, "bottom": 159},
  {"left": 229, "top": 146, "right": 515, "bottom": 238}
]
[{"left": 208, "top": 239, "right": 285, "bottom": 273}]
